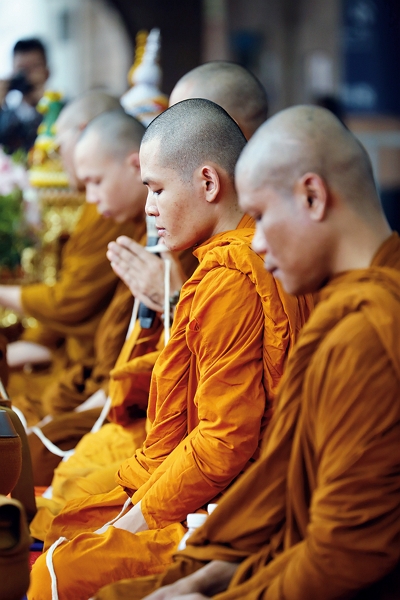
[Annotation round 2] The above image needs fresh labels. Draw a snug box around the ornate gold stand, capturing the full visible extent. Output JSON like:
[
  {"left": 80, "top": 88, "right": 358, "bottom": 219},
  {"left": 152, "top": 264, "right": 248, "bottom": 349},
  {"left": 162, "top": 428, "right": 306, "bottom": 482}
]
[{"left": 0, "top": 188, "right": 85, "bottom": 328}]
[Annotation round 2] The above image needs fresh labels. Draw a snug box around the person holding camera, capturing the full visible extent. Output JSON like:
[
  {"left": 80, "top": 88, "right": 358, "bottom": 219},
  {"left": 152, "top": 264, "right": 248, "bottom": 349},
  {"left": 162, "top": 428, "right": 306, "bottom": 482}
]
[{"left": 0, "top": 38, "right": 49, "bottom": 154}]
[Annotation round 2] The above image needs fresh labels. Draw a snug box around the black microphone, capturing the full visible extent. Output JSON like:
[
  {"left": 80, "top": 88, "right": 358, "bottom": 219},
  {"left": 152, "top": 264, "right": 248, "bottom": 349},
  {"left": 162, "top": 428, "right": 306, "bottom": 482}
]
[{"left": 138, "top": 216, "right": 159, "bottom": 329}]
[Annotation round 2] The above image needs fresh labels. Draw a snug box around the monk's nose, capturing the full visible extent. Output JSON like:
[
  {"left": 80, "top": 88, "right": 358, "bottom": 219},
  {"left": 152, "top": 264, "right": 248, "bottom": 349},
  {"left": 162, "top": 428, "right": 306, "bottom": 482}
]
[{"left": 145, "top": 196, "right": 159, "bottom": 217}]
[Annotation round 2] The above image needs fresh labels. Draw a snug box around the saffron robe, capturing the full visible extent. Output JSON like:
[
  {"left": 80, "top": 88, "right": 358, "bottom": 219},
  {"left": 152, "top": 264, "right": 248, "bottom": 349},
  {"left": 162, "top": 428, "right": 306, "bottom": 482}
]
[
  {"left": 98, "top": 261, "right": 400, "bottom": 599},
  {"left": 9, "top": 204, "right": 142, "bottom": 421},
  {"left": 29, "top": 250, "right": 198, "bottom": 536},
  {"left": 21, "top": 203, "right": 141, "bottom": 362},
  {"left": 28, "top": 216, "right": 313, "bottom": 600},
  {"left": 27, "top": 280, "right": 136, "bottom": 484}
]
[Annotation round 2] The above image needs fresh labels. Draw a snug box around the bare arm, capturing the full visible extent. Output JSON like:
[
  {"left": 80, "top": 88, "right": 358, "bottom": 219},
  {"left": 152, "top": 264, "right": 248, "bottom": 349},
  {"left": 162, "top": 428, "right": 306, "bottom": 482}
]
[
  {"left": 0, "top": 285, "right": 23, "bottom": 313},
  {"left": 7, "top": 340, "right": 51, "bottom": 368},
  {"left": 112, "top": 500, "right": 148, "bottom": 534},
  {"left": 107, "top": 236, "right": 187, "bottom": 312},
  {"left": 143, "top": 561, "right": 239, "bottom": 599}
]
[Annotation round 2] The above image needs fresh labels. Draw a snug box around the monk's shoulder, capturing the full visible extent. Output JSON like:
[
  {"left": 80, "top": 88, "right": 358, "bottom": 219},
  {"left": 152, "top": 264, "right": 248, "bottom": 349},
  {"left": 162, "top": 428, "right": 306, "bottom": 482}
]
[
  {"left": 309, "top": 310, "right": 398, "bottom": 391},
  {"left": 198, "top": 235, "right": 267, "bottom": 282}
]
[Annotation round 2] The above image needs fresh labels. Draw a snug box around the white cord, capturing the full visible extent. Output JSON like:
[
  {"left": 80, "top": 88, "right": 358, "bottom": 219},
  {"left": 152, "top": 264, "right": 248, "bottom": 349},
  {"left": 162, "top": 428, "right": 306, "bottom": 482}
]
[
  {"left": 30, "top": 426, "right": 75, "bottom": 458},
  {"left": 126, "top": 296, "right": 140, "bottom": 339},
  {"left": 27, "top": 298, "right": 141, "bottom": 458},
  {"left": 164, "top": 257, "right": 171, "bottom": 346},
  {"left": 90, "top": 395, "right": 112, "bottom": 434},
  {"left": 11, "top": 405, "right": 30, "bottom": 433},
  {"left": 46, "top": 536, "right": 68, "bottom": 600},
  {"left": 45, "top": 495, "right": 133, "bottom": 595},
  {"left": 94, "top": 496, "right": 132, "bottom": 534}
]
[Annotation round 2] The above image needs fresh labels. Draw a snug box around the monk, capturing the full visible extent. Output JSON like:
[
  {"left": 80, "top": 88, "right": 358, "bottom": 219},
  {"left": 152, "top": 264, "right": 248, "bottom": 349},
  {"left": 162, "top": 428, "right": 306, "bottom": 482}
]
[
  {"left": 5, "top": 92, "right": 139, "bottom": 422},
  {"left": 108, "top": 60, "right": 269, "bottom": 304},
  {"left": 27, "top": 109, "right": 196, "bottom": 492},
  {"left": 28, "top": 99, "right": 312, "bottom": 600},
  {"left": 94, "top": 105, "right": 400, "bottom": 600},
  {"left": 29, "top": 61, "right": 269, "bottom": 517}
]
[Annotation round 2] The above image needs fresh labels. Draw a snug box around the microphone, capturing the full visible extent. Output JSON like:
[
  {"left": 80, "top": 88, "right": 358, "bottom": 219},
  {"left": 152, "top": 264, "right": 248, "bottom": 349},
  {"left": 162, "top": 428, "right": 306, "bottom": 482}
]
[{"left": 138, "top": 215, "right": 159, "bottom": 329}]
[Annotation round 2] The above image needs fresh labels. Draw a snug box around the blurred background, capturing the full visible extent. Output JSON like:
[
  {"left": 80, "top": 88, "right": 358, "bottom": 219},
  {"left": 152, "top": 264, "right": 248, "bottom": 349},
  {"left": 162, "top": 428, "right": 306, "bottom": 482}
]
[{"left": 0, "top": 0, "right": 399, "bottom": 229}]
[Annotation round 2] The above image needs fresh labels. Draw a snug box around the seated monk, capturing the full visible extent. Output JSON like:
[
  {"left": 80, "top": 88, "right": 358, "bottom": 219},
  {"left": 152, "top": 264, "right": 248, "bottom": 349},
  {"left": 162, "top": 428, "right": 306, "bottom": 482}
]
[
  {"left": 93, "top": 105, "right": 400, "bottom": 600},
  {"left": 4, "top": 92, "right": 141, "bottom": 425},
  {"left": 28, "top": 111, "right": 196, "bottom": 523},
  {"left": 28, "top": 99, "right": 313, "bottom": 600},
  {"left": 107, "top": 60, "right": 269, "bottom": 305},
  {"left": 29, "top": 61, "right": 270, "bottom": 530}
]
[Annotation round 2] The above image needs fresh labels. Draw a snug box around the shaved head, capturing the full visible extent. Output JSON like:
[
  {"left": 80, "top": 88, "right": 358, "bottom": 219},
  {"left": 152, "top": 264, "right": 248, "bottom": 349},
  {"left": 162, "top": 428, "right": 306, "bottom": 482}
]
[
  {"left": 169, "top": 61, "right": 268, "bottom": 139},
  {"left": 57, "top": 90, "right": 121, "bottom": 131},
  {"left": 77, "top": 109, "right": 146, "bottom": 160},
  {"left": 142, "top": 98, "right": 246, "bottom": 183},
  {"left": 56, "top": 91, "right": 123, "bottom": 189},
  {"left": 74, "top": 111, "right": 147, "bottom": 223},
  {"left": 238, "top": 104, "right": 380, "bottom": 215},
  {"left": 237, "top": 105, "right": 391, "bottom": 295}
]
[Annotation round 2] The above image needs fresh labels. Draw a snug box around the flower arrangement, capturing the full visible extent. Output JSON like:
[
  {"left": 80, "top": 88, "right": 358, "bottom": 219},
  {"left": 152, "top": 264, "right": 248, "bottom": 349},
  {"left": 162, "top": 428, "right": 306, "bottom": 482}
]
[{"left": 0, "top": 147, "right": 35, "bottom": 274}]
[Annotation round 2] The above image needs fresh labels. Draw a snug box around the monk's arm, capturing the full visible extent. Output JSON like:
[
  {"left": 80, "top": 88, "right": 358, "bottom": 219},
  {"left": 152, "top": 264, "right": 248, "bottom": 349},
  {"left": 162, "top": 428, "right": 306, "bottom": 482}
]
[
  {"left": 143, "top": 561, "right": 239, "bottom": 599},
  {"left": 20, "top": 205, "right": 125, "bottom": 326},
  {"left": 0, "top": 285, "right": 23, "bottom": 312},
  {"left": 135, "top": 268, "right": 266, "bottom": 528},
  {"left": 257, "top": 317, "right": 400, "bottom": 600}
]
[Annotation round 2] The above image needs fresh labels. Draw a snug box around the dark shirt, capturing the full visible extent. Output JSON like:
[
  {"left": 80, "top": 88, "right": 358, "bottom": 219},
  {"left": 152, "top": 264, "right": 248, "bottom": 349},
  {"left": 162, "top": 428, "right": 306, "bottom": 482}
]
[{"left": 0, "top": 98, "right": 42, "bottom": 154}]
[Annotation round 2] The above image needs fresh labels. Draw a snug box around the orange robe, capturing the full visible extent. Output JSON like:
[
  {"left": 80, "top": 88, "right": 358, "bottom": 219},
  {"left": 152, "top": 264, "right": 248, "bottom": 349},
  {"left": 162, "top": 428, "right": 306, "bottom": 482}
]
[
  {"left": 28, "top": 216, "right": 313, "bottom": 600},
  {"left": 27, "top": 280, "right": 136, "bottom": 484},
  {"left": 95, "top": 240, "right": 400, "bottom": 600},
  {"left": 9, "top": 206, "right": 144, "bottom": 424},
  {"left": 21, "top": 204, "right": 141, "bottom": 362},
  {"left": 29, "top": 250, "right": 198, "bottom": 537}
]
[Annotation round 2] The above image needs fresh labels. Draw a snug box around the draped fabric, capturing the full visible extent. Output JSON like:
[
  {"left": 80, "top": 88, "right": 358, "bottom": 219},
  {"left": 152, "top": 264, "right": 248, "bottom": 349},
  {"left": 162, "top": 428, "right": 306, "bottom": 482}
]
[
  {"left": 93, "top": 233, "right": 400, "bottom": 600},
  {"left": 9, "top": 204, "right": 144, "bottom": 425},
  {"left": 28, "top": 250, "right": 198, "bottom": 540},
  {"left": 21, "top": 204, "right": 143, "bottom": 363},
  {"left": 28, "top": 216, "right": 313, "bottom": 600}
]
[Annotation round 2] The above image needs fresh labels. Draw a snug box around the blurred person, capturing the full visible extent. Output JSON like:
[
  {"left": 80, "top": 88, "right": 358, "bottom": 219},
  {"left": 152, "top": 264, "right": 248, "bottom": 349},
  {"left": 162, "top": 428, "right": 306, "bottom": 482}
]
[
  {"left": 2, "top": 92, "right": 140, "bottom": 424},
  {"left": 0, "top": 38, "right": 49, "bottom": 153}
]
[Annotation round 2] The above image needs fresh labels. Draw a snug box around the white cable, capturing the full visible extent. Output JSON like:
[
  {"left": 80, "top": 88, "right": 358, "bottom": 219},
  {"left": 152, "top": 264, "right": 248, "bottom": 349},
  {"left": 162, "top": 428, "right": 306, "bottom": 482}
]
[
  {"left": 11, "top": 405, "right": 30, "bottom": 433},
  {"left": 46, "top": 536, "right": 68, "bottom": 600},
  {"left": 164, "top": 257, "right": 171, "bottom": 346},
  {"left": 94, "top": 496, "right": 132, "bottom": 534},
  {"left": 126, "top": 296, "right": 140, "bottom": 339},
  {"left": 90, "top": 297, "right": 139, "bottom": 434},
  {"left": 145, "top": 243, "right": 167, "bottom": 254},
  {"left": 90, "top": 396, "right": 112, "bottom": 434},
  {"left": 27, "top": 298, "right": 141, "bottom": 458},
  {"left": 30, "top": 426, "right": 75, "bottom": 458}
]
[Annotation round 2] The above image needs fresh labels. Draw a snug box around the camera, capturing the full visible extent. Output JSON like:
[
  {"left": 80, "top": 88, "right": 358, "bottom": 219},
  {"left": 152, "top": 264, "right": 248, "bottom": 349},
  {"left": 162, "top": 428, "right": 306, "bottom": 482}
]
[{"left": 8, "top": 72, "right": 34, "bottom": 95}]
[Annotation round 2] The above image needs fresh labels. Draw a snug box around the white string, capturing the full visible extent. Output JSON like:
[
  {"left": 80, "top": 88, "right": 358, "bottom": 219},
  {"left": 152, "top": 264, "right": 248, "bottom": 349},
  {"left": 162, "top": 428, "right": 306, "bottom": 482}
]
[
  {"left": 46, "top": 536, "right": 68, "bottom": 600},
  {"left": 164, "top": 257, "right": 171, "bottom": 346},
  {"left": 11, "top": 405, "right": 30, "bottom": 433},
  {"left": 126, "top": 296, "right": 140, "bottom": 340},
  {"left": 30, "top": 426, "right": 75, "bottom": 458},
  {"left": 94, "top": 496, "right": 132, "bottom": 534},
  {"left": 27, "top": 298, "right": 141, "bottom": 458},
  {"left": 45, "top": 497, "right": 133, "bottom": 595},
  {"left": 90, "top": 395, "right": 112, "bottom": 434}
]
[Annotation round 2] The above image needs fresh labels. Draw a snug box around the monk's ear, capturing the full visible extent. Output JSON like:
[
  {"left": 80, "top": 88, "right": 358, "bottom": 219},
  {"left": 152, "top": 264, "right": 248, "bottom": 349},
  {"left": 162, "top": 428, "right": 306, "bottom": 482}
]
[
  {"left": 296, "top": 172, "right": 328, "bottom": 222},
  {"left": 199, "top": 166, "right": 220, "bottom": 204},
  {"left": 127, "top": 151, "right": 141, "bottom": 171}
]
